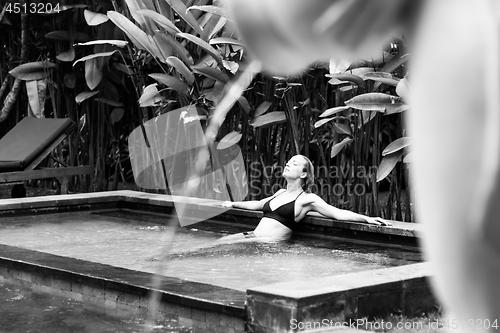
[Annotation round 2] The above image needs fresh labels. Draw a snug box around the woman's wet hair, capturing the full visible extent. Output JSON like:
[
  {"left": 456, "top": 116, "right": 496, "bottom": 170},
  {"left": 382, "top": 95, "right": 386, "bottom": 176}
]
[{"left": 297, "top": 155, "right": 315, "bottom": 193}]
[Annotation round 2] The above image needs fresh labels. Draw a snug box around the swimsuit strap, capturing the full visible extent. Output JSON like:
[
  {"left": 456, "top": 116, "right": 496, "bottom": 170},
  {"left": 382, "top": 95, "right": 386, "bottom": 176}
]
[
  {"left": 295, "top": 191, "right": 304, "bottom": 200},
  {"left": 265, "top": 189, "right": 302, "bottom": 208},
  {"left": 264, "top": 190, "right": 284, "bottom": 207}
]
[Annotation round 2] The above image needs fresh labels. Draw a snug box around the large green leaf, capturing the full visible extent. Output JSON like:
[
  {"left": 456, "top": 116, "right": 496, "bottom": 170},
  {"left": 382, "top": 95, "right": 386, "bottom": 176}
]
[
  {"left": 326, "top": 73, "right": 364, "bottom": 87},
  {"left": 376, "top": 150, "right": 404, "bottom": 182},
  {"left": 396, "top": 77, "right": 410, "bottom": 102},
  {"left": 345, "top": 93, "right": 405, "bottom": 114},
  {"left": 380, "top": 48, "right": 409, "bottom": 74},
  {"left": 382, "top": 137, "right": 411, "bottom": 156},
  {"left": 186, "top": 0, "right": 211, "bottom": 20},
  {"left": 148, "top": 73, "right": 190, "bottom": 96},
  {"left": 346, "top": 67, "right": 374, "bottom": 77},
  {"left": 205, "top": 60, "right": 260, "bottom": 145},
  {"left": 9, "top": 61, "right": 57, "bottom": 80},
  {"left": 314, "top": 117, "right": 335, "bottom": 128},
  {"left": 386, "top": 103, "right": 410, "bottom": 115},
  {"left": 329, "top": 59, "right": 351, "bottom": 73},
  {"left": 164, "top": 0, "right": 203, "bottom": 35},
  {"left": 56, "top": 49, "right": 75, "bottom": 62},
  {"left": 74, "top": 51, "right": 117, "bottom": 66},
  {"left": 358, "top": 110, "right": 378, "bottom": 128},
  {"left": 107, "top": 11, "right": 153, "bottom": 53},
  {"left": 363, "top": 72, "right": 400, "bottom": 87},
  {"left": 123, "top": 0, "right": 156, "bottom": 35},
  {"left": 192, "top": 65, "right": 229, "bottom": 83},
  {"left": 319, "top": 106, "right": 349, "bottom": 118},
  {"left": 148, "top": 34, "right": 167, "bottom": 62},
  {"left": 207, "top": 17, "right": 227, "bottom": 41},
  {"left": 217, "top": 131, "right": 242, "bottom": 149},
  {"left": 84, "top": 10, "right": 109, "bottom": 26},
  {"left": 187, "top": 5, "right": 231, "bottom": 19},
  {"left": 110, "top": 108, "right": 125, "bottom": 124},
  {"left": 331, "top": 137, "right": 353, "bottom": 158},
  {"left": 64, "top": 72, "right": 76, "bottom": 89},
  {"left": 102, "top": 80, "right": 119, "bottom": 102},
  {"left": 113, "top": 63, "right": 134, "bottom": 75},
  {"left": 209, "top": 37, "right": 245, "bottom": 47},
  {"left": 254, "top": 101, "right": 272, "bottom": 118},
  {"left": 155, "top": 33, "right": 194, "bottom": 66},
  {"left": 151, "top": 33, "right": 173, "bottom": 61},
  {"left": 85, "top": 58, "right": 102, "bottom": 90},
  {"left": 107, "top": 13, "right": 164, "bottom": 62},
  {"left": 195, "top": 54, "right": 218, "bottom": 68},
  {"left": 136, "top": 9, "right": 181, "bottom": 35},
  {"left": 200, "top": 13, "right": 222, "bottom": 42},
  {"left": 250, "top": 112, "right": 286, "bottom": 128},
  {"left": 166, "top": 56, "right": 195, "bottom": 84},
  {"left": 403, "top": 153, "right": 413, "bottom": 164},
  {"left": 93, "top": 21, "right": 123, "bottom": 69},
  {"left": 328, "top": 78, "right": 349, "bottom": 86},
  {"left": 238, "top": 96, "right": 251, "bottom": 114},
  {"left": 26, "top": 80, "right": 41, "bottom": 118},
  {"left": 138, "top": 83, "right": 163, "bottom": 107},
  {"left": 77, "top": 40, "right": 128, "bottom": 47},
  {"left": 177, "top": 33, "right": 223, "bottom": 67},
  {"left": 75, "top": 91, "right": 99, "bottom": 104},
  {"left": 332, "top": 123, "right": 351, "bottom": 136},
  {"left": 203, "top": 80, "right": 225, "bottom": 104}
]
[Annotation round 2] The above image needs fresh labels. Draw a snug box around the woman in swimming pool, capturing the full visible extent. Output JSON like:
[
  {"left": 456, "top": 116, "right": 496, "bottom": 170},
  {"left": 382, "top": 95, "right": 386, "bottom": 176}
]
[{"left": 220, "top": 154, "right": 390, "bottom": 242}]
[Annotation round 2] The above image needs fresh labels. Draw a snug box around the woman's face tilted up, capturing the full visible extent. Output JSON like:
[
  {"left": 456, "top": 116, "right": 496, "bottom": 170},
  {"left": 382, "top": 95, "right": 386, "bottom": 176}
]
[{"left": 283, "top": 156, "right": 308, "bottom": 182}]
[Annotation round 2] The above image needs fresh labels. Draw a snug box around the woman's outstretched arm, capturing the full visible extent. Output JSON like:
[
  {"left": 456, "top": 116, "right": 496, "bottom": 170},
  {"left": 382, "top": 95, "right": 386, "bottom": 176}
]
[
  {"left": 308, "top": 194, "right": 391, "bottom": 226},
  {"left": 222, "top": 189, "right": 285, "bottom": 211}
]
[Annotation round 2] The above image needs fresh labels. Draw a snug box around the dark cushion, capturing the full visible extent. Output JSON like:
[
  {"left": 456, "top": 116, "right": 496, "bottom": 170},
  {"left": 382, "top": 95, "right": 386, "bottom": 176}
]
[{"left": 0, "top": 117, "right": 75, "bottom": 172}]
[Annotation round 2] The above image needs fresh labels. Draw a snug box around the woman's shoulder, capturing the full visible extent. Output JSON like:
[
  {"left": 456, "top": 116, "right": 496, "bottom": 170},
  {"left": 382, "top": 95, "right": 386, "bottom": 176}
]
[
  {"left": 301, "top": 192, "right": 320, "bottom": 198},
  {"left": 298, "top": 192, "right": 322, "bottom": 204}
]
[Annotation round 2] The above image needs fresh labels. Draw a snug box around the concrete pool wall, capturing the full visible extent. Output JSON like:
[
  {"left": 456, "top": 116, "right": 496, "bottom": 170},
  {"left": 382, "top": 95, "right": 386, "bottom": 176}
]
[
  {"left": 0, "top": 244, "right": 246, "bottom": 332},
  {"left": 0, "top": 190, "right": 435, "bottom": 333}
]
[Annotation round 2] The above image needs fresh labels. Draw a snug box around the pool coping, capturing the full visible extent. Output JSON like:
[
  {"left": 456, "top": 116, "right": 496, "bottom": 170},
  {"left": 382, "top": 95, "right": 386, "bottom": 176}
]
[
  {"left": 246, "top": 262, "right": 436, "bottom": 332},
  {"left": 0, "top": 190, "right": 423, "bottom": 242},
  {"left": 0, "top": 190, "right": 435, "bottom": 333}
]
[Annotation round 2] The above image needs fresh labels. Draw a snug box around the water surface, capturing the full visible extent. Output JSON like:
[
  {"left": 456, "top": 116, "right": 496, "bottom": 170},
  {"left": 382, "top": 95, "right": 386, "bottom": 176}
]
[{"left": 0, "top": 210, "right": 421, "bottom": 290}]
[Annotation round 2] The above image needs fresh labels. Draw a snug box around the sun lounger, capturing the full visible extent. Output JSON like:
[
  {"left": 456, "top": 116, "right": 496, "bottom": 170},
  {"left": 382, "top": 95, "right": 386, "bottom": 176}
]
[{"left": 0, "top": 117, "right": 91, "bottom": 196}]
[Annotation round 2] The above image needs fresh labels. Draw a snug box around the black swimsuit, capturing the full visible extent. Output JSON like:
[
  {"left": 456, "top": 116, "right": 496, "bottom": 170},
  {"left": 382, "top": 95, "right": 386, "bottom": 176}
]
[{"left": 262, "top": 191, "right": 304, "bottom": 230}]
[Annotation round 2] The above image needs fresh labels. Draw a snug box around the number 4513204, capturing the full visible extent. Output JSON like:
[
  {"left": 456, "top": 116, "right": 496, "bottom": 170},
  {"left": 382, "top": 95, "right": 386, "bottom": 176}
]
[{"left": 5, "top": 2, "right": 61, "bottom": 14}]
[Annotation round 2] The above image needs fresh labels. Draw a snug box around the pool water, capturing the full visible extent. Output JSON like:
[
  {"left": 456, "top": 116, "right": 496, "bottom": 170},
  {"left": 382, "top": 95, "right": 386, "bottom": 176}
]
[
  {"left": 0, "top": 280, "right": 190, "bottom": 333},
  {"left": 0, "top": 210, "right": 421, "bottom": 291}
]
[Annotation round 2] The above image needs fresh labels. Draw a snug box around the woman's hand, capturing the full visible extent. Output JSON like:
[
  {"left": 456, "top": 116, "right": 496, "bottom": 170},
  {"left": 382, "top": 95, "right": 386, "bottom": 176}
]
[
  {"left": 365, "top": 216, "right": 391, "bottom": 226},
  {"left": 221, "top": 201, "right": 235, "bottom": 208}
]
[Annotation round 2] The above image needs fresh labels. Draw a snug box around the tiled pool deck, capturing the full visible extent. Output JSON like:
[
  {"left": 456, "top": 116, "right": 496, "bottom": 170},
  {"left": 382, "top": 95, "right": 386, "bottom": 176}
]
[{"left": 0, "top": 191, "right": 435, "bottom": 333}]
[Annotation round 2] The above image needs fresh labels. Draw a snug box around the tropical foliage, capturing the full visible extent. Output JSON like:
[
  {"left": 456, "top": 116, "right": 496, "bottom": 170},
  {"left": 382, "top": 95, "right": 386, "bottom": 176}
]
[{"left": 0, "top": 0, "right": 413, "bottom": 221}]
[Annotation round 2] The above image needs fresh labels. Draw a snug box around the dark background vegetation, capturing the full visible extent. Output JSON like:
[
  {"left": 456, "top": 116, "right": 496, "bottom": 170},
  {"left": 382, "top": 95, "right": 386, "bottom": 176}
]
[{"left": 0, "top": 0, "right": 413, "bottom": 221}]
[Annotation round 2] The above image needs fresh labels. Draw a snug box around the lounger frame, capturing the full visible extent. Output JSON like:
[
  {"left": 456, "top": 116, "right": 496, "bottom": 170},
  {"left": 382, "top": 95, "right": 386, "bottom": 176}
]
[{"left": 0, "top": 132, "right": 92, "bottom": 194}]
